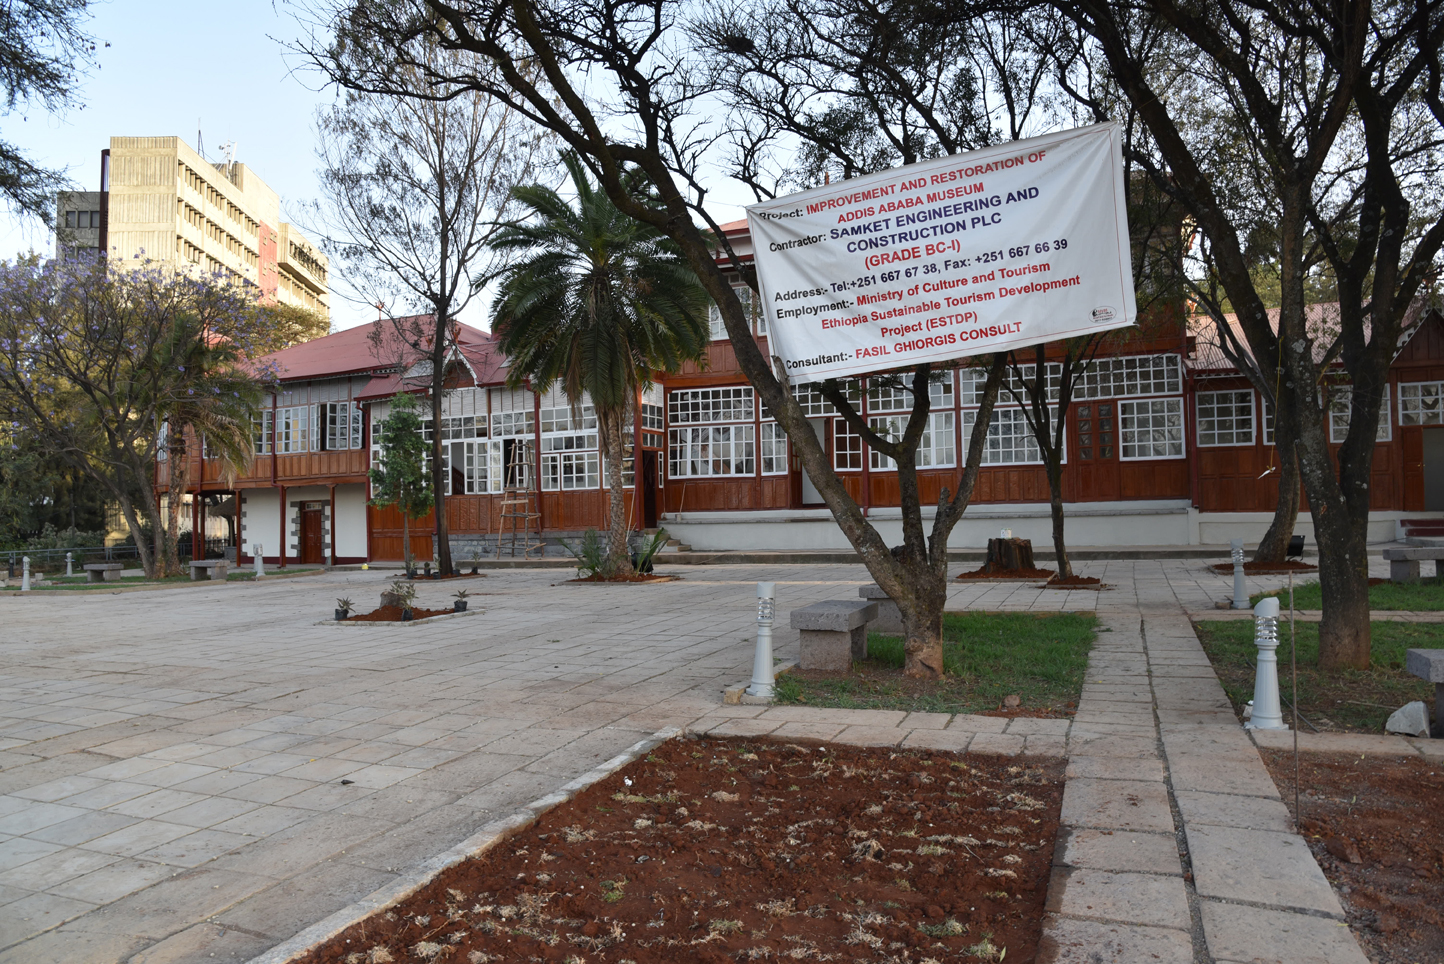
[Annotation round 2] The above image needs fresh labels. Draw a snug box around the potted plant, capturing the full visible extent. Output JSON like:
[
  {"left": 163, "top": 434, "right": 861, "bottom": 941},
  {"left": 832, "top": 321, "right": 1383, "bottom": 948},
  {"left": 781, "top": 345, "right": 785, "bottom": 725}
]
[
  {"left": 424, "top": 561, "right": 433, "bottom": 579},
  {"left": 453, "top": 589, "right": 470, "bottom": 612},
  {"left": 400, "top": 595, "right": 415, "bottom": 621},
  {"left": 468, "top": 554, "right": 481, "bottom": 576},
  {"left": 335, "top": 597, "right": 353, "bottom": 621}
]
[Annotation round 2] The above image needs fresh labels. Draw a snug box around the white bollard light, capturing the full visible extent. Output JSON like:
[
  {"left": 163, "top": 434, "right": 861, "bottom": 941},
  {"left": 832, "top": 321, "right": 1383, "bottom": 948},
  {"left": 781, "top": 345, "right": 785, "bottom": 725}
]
[
  {"left": 1245, "top": 596, "right": 1288, "bottom": 730},
  {"left": 1231, "top": 539, "right": 1248, "bottom": 610},
  {"left": 65, "top": 552, "right": 73, "bottom": 577},
  {"left": 252, "top": 544, "right": 264, "bottom": 579},
  {"left": 746, "top": 582, "right": 777, "bottom": 700},
  {"left": 20, "top": 556, "right": 30, "bottom": 592}
]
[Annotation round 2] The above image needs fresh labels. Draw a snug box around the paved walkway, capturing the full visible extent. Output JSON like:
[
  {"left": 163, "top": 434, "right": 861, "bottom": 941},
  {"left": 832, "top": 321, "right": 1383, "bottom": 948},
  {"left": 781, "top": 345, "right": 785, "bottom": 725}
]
[{"left": 0, "top": 556, "right": 1419, "bottom": 963}]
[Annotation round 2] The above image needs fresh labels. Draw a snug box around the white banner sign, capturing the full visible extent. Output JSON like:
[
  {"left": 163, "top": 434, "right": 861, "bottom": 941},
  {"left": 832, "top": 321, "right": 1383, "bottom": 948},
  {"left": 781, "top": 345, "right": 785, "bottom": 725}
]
[{"left": 747, "top": 123, "right": 1137, "bottom": 383}]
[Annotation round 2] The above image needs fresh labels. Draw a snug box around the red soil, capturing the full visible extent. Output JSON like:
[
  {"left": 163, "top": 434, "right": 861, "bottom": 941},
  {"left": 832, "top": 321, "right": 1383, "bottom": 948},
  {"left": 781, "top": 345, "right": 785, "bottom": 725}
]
[
  {"left": 956, "top": 566, "right": 1057, "bottom": 581},
  {"left": 295, "top": 737, "right": 1065, "bottom": 964},
  {"left": 347, "top": 605, "right": 456, "bottom": 622}
]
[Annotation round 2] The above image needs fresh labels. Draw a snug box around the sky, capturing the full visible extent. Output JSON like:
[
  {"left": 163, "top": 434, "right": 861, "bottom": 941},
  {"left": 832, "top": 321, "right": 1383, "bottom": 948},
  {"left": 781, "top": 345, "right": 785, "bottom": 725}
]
[{"left": 0, "top": 1, "right": 763, "bottom": 332}]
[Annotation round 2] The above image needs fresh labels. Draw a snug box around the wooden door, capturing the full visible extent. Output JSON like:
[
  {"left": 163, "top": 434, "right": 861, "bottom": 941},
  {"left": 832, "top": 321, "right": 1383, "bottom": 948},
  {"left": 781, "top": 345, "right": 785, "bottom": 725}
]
[
  {"left": 300, "top": 507, "right": 324, "bottom": 564},
  {"left": 1068, "top": 401, "right": 1121, "bottom": 501}
]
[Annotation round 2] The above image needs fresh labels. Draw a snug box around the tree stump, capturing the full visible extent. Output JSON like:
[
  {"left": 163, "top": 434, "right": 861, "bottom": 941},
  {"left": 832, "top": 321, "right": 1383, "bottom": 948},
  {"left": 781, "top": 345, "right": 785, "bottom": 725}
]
[{"left": 982, "top": 537, "right": 1036, "bottom": 574}]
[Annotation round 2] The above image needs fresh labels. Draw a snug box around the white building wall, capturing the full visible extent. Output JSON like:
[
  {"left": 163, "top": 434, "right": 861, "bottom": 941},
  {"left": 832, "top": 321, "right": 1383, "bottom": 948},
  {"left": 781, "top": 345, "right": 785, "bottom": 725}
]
[
  {"left": 334, "top": 484, "right": 369, "bottom": 559},
  {"left": 239, "top": 489, "right": 280, "bottom": 560}
]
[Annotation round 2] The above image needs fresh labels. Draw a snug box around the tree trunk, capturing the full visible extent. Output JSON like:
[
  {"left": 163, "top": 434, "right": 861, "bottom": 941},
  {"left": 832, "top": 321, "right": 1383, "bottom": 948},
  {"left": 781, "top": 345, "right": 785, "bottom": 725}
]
[
  {"left": 161, "top": 430, "right": 189, "bottom": 577},
  {"left": 1312, "top": 507, "right": 1372, "bottom": 669},
  {"left": 1049, "top": 484, "right": 1072, "bottom": 580},
  {"left": 430, "top": 375, "right": 454, "bottom": 576},
  {"left": 402, "top": 511, "right": 412, "bottom": 574},
  {"left": 117, "top": 491, "right": 156, "bottom": 579},
  {"left": 1253, "top": 444, "right": 1300, "bottom": 565},
  {"left": 602, "top": 407, "right": 630, "bottom": 572},
  {"left": 899, "top": 566, "right": 947, "bottom": 678}
]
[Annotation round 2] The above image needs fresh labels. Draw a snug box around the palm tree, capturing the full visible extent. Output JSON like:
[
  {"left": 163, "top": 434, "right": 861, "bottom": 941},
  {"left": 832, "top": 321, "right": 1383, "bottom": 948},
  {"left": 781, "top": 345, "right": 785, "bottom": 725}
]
[{"left": 489, "top": 152, "right": 709, "bottom": 572}]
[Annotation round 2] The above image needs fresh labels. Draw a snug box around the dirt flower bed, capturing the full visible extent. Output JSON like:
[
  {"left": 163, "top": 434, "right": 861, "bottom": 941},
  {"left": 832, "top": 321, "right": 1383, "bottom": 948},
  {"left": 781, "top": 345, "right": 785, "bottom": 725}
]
[
  {"left": 297, "top": 737, "right": 1065, "bottom": 964},
  {"left": 955, "top": 566, "right": 1056, "bottom": 581},
  {"left": 565, "top": 573, "right": 680, "bottom": 584},
  {"left": 1207, "top": 560, "right": 1318, "bottom": 575},
  {"left": 1261, "top": 750, "right": 1444, "bottom": 964},
  {"left": 1041, "top": 576, "right": 1105, "bottom": 591},
  {"left": 347, "top": 605, "right": 457, "bottom": 622}
]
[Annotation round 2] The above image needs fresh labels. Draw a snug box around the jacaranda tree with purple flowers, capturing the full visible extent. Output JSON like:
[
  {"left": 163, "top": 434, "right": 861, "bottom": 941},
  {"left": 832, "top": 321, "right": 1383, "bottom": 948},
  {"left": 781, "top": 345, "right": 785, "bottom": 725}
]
[{"left": 0, "top": 257, "right": 272, "bottom": 577}]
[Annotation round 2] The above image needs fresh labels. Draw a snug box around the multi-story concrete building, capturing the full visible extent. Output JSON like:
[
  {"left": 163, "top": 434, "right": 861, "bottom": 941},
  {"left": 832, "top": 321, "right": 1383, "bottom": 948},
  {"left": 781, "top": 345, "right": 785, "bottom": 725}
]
[{"left": 55, "top": 136, "right": 329, "bottom": 319}]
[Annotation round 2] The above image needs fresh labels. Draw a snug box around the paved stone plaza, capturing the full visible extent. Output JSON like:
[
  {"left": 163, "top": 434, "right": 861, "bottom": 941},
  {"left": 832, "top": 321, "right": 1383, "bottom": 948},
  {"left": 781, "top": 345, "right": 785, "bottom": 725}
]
[{"left": 0, "top": 556, "right": 1425, "bottom": 963}]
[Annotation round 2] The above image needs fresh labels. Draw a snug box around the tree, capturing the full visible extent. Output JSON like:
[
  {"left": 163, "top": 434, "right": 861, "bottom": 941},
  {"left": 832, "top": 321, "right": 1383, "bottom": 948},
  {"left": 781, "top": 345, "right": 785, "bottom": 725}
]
[
  {"left": 1049, "top": 0, "right": 1444, "bottom": 668},
  {"left": 0, "top": 428, "right": 106, "bottom": 548},
  {"left": 296, "top": 0, "right": 1014, "bottom": 678},
  {"left": 0, "top": 0, "right": 96, "bottom": 223},
  {"left": 156, "top": 322, "right": 267, "bottom": 575},
  {"left": 247, "top": 302, "right": 331, "bottom": 354},
  {"left": 0, "top": 259, "right": 270, "bottom": 577},
  {"left": 309, "top": 41, "right": 544, "bottom": 576},
  {"left": 489, "top": 151, "right": 709, "bottom": 572},
  {"left": 368, "top": 392, "right": 434, "bottom": 573}
]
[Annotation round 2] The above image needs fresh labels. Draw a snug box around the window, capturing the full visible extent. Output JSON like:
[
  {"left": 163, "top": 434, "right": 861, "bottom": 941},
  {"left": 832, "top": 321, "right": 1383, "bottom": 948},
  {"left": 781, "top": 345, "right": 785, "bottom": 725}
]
[
  {"left": 1196, "top": 390, "right": 1255, "bottom": 446},
  {"left": 870, "top": 412, "right": 956, "bottom": 469},
  {"left": 868, "top": 372, "right": 953, "bottom": 412},
  {"left": 1074, "top": 403, "right": 1114, "bottom": 460},
  {"left": 1329, "top": 388, "right": 1391, "bottom": 442},
  {"left": 325, "top": 402, "right": 364, "bottom": 451},
  {"left": 669, "top": 387, "right": 753, "bottom": 424},
  {"left": 760, "top": 421, "right": 788, "bottom": 475},
  {"left": 65, "top": 210, "right": 100, "bottom": 229},
  {"left": 1078, "top": 354, "right": 1182, "bottom": 399},
  {"left": 1006, "top": 362, "right": 1063, "bottom": 402},
  {"left": 834, "top": 419, "right": 863, "bottom": 470},
  {"left": 253, "top": 411, "right": 273, "bottom": 455},
  {"left": 669, "top": 424, "right": 754, "bottom": 477},
  {"left": 707, "top": 285, "right": 755, "bottom": 340},
  {"left": 785, "top": 381, "right": 861, "bottom": 417},
  {"left": 540, "top": 403, "right": 599, "bottom": 491},
  {"left": 275, "top": 406, "right": 315, "bottom": 453},
  {"left": 1399, "top": 381, "right": 1444, "bottom": 426},
  {"left": 492, "top": 409, "right": 535, "bottom": 438},
  {"left": 1119, "top": 398, "right": 1185, "bottom": 459},
  {"left": 960, "top": 408, "right": 1046, "bottom": 465}
]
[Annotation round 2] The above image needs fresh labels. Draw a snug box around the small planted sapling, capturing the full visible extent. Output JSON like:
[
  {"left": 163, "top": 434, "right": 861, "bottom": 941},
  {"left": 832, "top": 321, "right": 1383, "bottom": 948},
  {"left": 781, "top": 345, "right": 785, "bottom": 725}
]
[
  {"left": 453, "top": 588, "right": 470, "bottom": 612},
  {"left": 335, "top": 597, "right": 353, "bottom": 621}
]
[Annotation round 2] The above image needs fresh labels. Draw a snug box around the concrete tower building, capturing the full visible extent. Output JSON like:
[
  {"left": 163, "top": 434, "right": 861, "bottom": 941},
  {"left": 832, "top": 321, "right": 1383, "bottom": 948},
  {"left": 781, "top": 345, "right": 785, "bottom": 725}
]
[{"left": 56, "top": 136, "right": 329, "bottom": 319}]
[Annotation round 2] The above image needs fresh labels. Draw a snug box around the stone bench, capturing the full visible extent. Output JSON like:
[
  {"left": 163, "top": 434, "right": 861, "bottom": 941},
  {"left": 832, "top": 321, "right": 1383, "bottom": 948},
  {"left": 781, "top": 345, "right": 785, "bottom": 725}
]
[
  {"left": 858, "top": 584, "right": 903, "bottom": 634},
  {"left": 188, "top": 559, "right": 230, "bottom": 581},
  {"left": 1405, "top": 649, "right": 1443, "bottom": 737},
  {"left": 84, "top": 562, "right": 123, "bottom": 584},
  {"left": 1382, "top": 546, "right": 1444, "bottom": 583},
  {"left": 791, "top": 599, "right": 878, "bottom": 670}
]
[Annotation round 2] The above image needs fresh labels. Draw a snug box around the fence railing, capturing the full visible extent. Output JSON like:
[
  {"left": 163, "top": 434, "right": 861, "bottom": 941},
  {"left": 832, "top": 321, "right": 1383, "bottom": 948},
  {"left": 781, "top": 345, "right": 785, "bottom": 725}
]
[{"left": 3, "top": 537, "right": 234, "bottom": 575}]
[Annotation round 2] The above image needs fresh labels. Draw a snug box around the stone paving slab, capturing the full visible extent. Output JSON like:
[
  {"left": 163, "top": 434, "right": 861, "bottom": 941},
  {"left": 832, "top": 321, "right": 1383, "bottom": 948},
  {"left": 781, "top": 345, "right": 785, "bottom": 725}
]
[
  {"left": 1200, "top": 900, "right": 1370, "bottom": 964},
  {"left": 0, "top": 556, "right": 1388, "bottom": 964},
  {"left": 1186, "top": 822, "right": 1345, "bottom": 917},
  {"left": 1037, "top": 915, "right": 1194, "bottom": 964}
]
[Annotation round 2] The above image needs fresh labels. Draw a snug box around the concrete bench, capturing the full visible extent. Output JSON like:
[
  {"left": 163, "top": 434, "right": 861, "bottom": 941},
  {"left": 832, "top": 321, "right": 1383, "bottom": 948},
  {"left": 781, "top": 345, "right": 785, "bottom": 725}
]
[
  {"left": 188, "top": 559, "right": 229, "bottom": 581},
  {"left": 1382, "top": 546, "right": 1444, "bottom": 583},
  {"left": 84, "top": 562, "right": 123, "bottom": 584},
  {"left": 858, "top": 584, "right": 903, "bottom": 634},
  {"left": 1405, "top": 649, "right": 1444, "bottom": 736},
  {"left": 791, "top": 599, "right": 878, "bottom": 670}
]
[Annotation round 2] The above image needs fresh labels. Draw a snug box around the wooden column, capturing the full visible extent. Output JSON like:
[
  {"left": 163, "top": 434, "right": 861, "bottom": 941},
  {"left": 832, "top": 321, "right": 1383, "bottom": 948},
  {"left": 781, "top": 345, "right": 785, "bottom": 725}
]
[
  {"left": 278, "top": 484, "right": 287, "bottom": 568},
  {"left": 633, "top": 386, "right": 645, "bottom": 531},
  {"left": 329, "top": 484, "right": 337, "bottom": 567},
  {"left": 191, "top": 494, "right": 201, "bottom": 560}
]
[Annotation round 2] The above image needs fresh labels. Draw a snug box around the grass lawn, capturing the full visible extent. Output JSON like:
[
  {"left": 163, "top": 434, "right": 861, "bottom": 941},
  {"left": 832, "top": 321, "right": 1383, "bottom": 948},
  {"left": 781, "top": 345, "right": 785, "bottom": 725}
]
[
  {"left": 1194, "top": 618, "right": 1441, "bottom": 732},
  {"left": 24, "top": 568, "right": 320, "bottom": 590},
  {"left": 773, "top": 611, "right": 1095, "bottom": 715},
  {"left": 1251, "top": 577, "right": 1444, "bottom": 611}
]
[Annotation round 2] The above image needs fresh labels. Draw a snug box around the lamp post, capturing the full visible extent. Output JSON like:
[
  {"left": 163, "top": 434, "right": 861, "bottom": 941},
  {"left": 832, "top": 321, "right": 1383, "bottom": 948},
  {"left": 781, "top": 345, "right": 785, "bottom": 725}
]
[
  {"left": 1231, "top": 539, "right": 1248, "bottom": 610},
  {"left": 1246, "top": 597, "right": 1288, "bottom": 730},
  {"left": 746, "top": 582, "right": 777, "bottom": 700}
]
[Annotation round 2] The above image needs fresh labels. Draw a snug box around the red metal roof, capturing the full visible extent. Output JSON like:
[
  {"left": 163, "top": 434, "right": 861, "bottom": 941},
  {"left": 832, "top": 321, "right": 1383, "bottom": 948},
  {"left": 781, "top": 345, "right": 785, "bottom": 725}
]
[{"left": 258, "top": 316, "right": 505, "bottom": 390}]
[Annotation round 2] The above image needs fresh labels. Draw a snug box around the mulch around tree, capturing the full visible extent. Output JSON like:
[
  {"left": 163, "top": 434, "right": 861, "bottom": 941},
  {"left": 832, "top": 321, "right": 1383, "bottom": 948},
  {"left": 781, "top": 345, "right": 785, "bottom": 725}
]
[
  {"left": 1040, "top": 576, "right": 1106, "bottom": 591},
  {"left": 1208, "top": 560, "right": 1319, "bottom": 575},
  {"left": 1261, "top": 750, "right": 1444, "bottom": 964},
  {"left": 565, "top": 573, "right": 681, "bottom": 584},
  {"left": 956, "top": 566, "right": 1057, "bottom": 581},
  {"left": 294, "top": 736, "right": 1065, "bottom": 964},
  {"left": 346, "top": 605, "right": 457, "bottom": 622}
]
